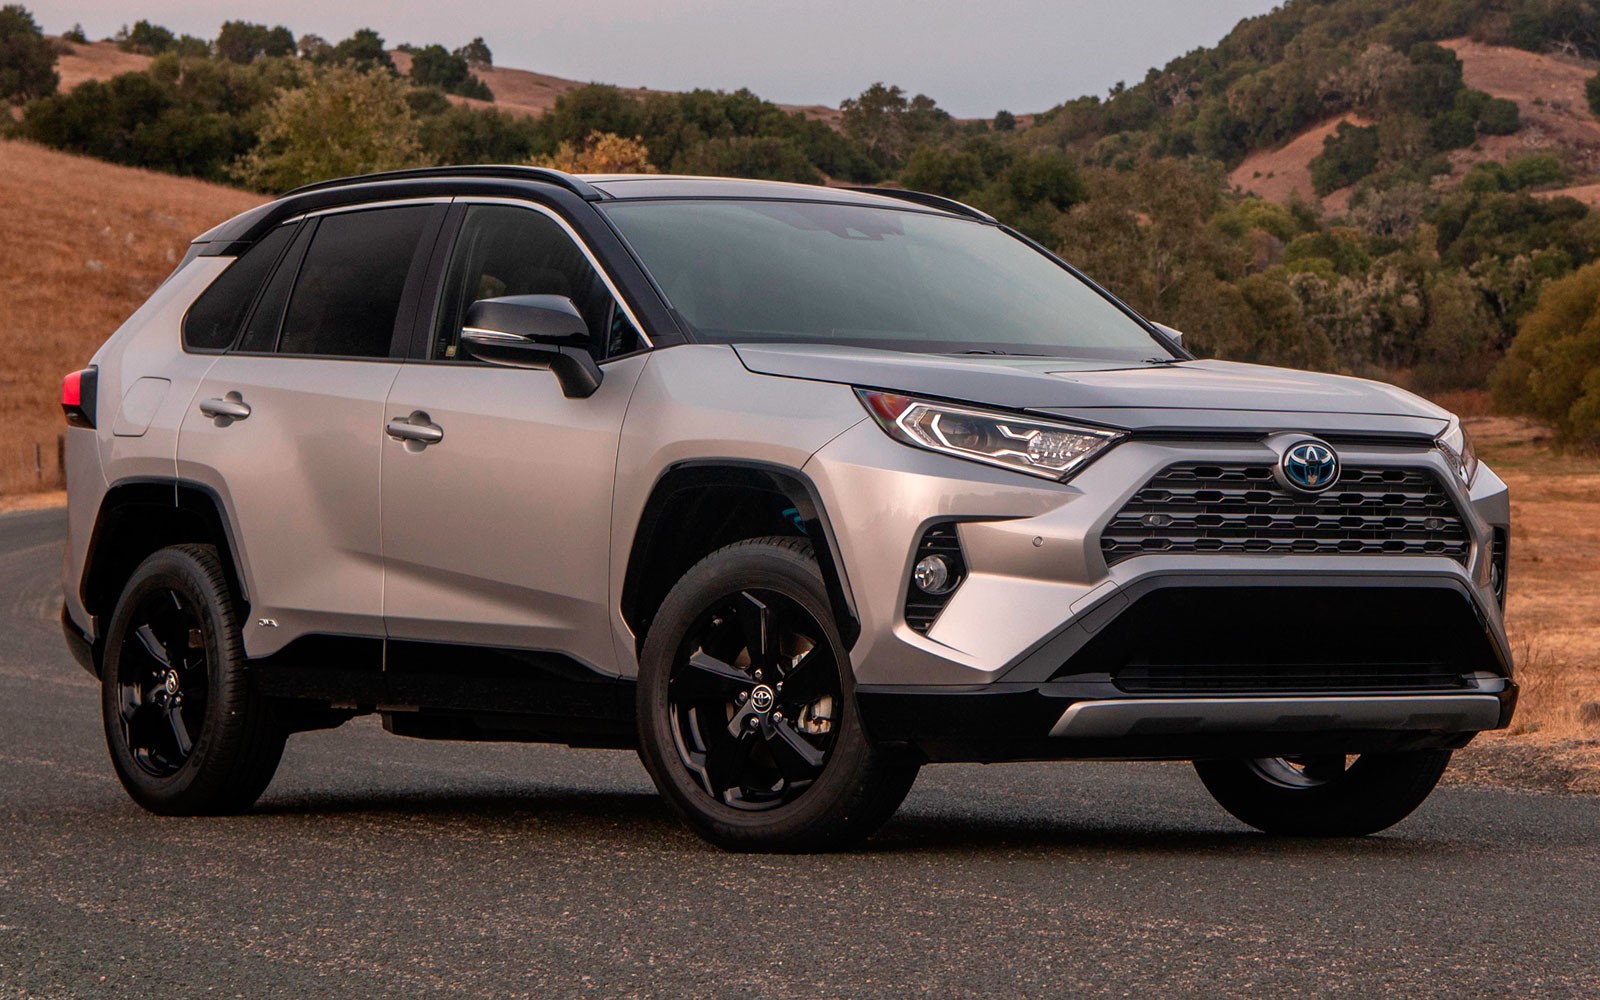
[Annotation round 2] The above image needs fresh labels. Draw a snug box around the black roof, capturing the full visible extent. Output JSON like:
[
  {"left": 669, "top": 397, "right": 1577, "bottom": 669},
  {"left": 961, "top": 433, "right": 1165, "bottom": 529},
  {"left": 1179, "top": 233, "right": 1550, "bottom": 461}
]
[{"left": 193, "top": 167, "right": 993, "bottom": 253}]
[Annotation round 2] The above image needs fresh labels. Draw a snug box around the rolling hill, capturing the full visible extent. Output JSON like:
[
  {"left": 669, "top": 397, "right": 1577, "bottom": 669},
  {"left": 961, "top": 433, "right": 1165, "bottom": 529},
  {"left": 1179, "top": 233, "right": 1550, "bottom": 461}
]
[{"left": 0, "top": 139, "right": 263, "bottom": 493}]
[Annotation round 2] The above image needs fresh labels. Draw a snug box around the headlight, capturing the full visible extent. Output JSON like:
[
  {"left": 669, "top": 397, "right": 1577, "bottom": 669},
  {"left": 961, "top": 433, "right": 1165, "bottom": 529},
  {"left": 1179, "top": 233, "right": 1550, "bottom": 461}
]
[
  {"left": 1437, "top": 420, "right": 1478, "bottom": 486},
  {"left": 857, "top": 389, "right": 1123, "bottom": 480}
]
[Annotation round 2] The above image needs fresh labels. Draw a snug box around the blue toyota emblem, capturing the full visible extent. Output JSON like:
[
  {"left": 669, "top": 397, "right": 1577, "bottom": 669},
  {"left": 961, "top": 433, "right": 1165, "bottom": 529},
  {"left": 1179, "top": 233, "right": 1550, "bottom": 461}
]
[{"left": 1281, "top": 441, "right": 1339, "bottom": 493}]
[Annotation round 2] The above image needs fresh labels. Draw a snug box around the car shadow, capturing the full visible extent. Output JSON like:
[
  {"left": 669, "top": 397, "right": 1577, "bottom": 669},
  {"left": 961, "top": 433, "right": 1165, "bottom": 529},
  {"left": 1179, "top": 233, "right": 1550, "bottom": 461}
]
[{"left": 243, "top": 784, "right": 1441, "bottom": 860}]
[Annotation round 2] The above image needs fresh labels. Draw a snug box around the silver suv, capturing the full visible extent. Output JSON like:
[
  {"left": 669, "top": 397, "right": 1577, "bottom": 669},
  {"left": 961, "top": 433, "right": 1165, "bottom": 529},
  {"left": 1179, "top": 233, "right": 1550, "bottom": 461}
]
[{"left": 60, "top": 168, "right": 1515, "bottom": 850}]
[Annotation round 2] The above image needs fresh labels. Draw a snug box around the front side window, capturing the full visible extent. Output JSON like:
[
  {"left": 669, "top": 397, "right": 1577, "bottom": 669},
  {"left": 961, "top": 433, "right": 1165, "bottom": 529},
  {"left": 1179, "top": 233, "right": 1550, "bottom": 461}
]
[
  {"left": 432, "top": 204, "right": 643, "bottom": 362},
  {"left": 181, "top": 222, "right": 298, "bottom": 352},
  {"left": 602, "top": 199, "right": 1172, "bottom": 361},
  {"left": 278, "top": 206, "right": 435, "bottom": 358}
]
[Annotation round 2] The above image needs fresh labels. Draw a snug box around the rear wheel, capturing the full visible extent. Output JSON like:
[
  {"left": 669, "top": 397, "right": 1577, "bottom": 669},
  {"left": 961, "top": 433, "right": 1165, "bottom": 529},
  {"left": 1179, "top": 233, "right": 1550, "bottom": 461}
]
[
  {"left": 100, "top": 544, "right": 286, "bottom": 815},
  {"left": 637, "top": 537, "right": 918, "bottom": 852},
  {"left": 1194, "top": 750, "right": 1451, "bottom": 836}
]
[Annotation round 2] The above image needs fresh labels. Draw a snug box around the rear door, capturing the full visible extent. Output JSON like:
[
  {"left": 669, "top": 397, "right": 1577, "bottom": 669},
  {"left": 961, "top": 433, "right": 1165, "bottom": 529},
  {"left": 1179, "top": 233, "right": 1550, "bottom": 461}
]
[
  {"left": 379, "top": 200, "right": 650, "bottom": 708},
  {"left": 178, "top": 202, "right": 447, "bottom": 660}
]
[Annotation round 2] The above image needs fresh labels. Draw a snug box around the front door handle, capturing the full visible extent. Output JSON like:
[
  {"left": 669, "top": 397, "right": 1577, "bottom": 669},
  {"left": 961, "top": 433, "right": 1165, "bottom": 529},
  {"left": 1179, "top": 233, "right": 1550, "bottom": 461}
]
[
  {"left": 199, "top": 394, "right": 251, "bottom": 422},
  {"left": 386, "top": 412, "right": 444, "bottom": 446}
]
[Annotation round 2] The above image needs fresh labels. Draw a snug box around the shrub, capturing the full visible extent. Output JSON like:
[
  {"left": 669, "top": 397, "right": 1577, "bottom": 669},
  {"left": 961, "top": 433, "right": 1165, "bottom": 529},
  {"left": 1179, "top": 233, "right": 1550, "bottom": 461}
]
[
  {"left": 1507, "top": 153, "right": 1571, "bottom": 190},
  {"left": 0, "top": 4, "right": 57, "bottom": 104},
  {"left": 1477, "top": 97, "right": 1520, "bottom": 135},
  {"left": 1309, "top": 122, "right": 1380, "bottom": 195},
  {"left": 534, "top": 131, "right": 655, "bottom": 174},
  {"left": 992, "top": 109, "right": 1016, "bottom": 132},
  {"left": 1588, "top": 72, "right": 1600, "bottom": 118},
  {"left": 61, "top": 22, "right": 86, "bottom": 44},
  {"left": 1492, "top": 260, "right": 1600, "bottom": 444},
  {"left": 1428, "top": 110, "right": 1477, "bottom": 150}
]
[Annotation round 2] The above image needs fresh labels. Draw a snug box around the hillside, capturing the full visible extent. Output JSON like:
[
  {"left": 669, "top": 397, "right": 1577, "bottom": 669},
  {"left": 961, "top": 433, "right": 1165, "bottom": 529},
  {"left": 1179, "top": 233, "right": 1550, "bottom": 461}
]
[
  {"left": 1231, "top": 37, "right": 1600, "bottom": 209},
  {"left": 53, "top": 39, "right": 845, "bottom": 127},
  {"left": 0, "top": 140, "right": 263, "bottom": 493}
]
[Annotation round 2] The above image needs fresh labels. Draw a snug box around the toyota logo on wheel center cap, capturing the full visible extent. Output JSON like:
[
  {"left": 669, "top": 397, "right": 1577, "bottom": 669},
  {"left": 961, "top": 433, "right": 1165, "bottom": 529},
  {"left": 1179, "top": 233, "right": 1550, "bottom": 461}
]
[{"left": 749, "top": 685, "right": 775, "bottom": 713}]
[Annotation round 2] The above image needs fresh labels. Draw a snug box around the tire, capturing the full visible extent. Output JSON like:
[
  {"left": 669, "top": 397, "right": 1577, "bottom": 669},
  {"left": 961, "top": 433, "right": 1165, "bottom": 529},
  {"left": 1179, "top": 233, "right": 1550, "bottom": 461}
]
[
  {"left": 637, "top": 536, "right": 919, "bottom": 852},
  {"left": 100, "top": 544, "right": 286, "bottom": 815},
  {"left": 1194, "top": 750, "right": 1452, "bottom": 837}
]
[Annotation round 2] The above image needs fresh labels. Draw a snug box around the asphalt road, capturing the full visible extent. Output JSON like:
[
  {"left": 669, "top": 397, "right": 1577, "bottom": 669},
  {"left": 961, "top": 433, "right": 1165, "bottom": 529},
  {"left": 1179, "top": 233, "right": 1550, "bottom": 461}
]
[{"left": 3, "top": 507, "right": 1599, "bottom": 998}]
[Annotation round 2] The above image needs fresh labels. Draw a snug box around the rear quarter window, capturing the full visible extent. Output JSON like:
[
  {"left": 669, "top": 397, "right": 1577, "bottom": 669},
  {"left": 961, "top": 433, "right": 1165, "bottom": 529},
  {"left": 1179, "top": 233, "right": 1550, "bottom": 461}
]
[{"left": 180, "top": 223, "right": 299, "bottom": 352}]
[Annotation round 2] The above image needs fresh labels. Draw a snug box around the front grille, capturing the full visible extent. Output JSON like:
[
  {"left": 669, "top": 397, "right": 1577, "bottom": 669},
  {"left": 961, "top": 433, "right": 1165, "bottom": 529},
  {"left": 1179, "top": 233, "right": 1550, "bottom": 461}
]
[
  {"left": 1101, "top": 463, "right": 1469, "bottom": 566},
  {"left": 1114, "top": 663, "right": 1468, "bottom": 695}
]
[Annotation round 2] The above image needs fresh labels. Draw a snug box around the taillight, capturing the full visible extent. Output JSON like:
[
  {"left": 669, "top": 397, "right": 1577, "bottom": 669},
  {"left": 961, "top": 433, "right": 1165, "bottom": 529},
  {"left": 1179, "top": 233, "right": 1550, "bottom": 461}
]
[{"left": 62, "top": 366, "right": 98, "bottom": 428}]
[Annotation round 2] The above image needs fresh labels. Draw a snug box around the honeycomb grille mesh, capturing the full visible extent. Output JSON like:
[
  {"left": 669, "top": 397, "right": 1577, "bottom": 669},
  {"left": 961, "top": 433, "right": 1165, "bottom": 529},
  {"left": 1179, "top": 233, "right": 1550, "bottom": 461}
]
[{"left": 1101, "top": 463, "right": 1470, "bottom": 566}]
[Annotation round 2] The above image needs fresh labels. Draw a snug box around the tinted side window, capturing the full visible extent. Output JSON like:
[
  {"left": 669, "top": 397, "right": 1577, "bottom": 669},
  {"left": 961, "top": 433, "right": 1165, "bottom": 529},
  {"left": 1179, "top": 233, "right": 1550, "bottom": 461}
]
[
  {"left": 237, "top": 222, "right": 313, "bottom": 353},
  {"left": 181, "top": 223, "right": 297, "bottom": 352},
  {"left": 432, "top": 205, "right": 643, "bottom": 362},
  {"left": 279, "top": 206, "right": 433, "bottom": 358}
]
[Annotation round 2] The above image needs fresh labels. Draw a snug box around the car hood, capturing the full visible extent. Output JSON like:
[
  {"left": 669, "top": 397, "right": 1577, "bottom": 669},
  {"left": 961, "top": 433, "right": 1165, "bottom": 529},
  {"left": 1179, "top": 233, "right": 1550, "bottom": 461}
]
[{"left": 732, "top": 344, "right": 1454, "bottom": 437}]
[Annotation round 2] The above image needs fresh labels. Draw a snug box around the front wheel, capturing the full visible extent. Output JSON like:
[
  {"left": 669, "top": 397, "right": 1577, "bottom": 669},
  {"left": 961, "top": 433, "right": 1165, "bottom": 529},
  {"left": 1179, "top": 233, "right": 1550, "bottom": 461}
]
[
  {"left": 636, "top": 537, "right": 919, "bottom": 852},
  {"left": 1194, "top": 750, "right": 1452, "bottom": 836}
]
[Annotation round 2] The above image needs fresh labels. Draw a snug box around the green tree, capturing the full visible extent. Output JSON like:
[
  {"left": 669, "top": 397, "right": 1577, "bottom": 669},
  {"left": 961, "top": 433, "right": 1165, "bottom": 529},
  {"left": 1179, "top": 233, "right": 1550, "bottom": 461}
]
[
  {"left": 216, "top": 21, "right": 297, "bottom": 63},
  {"left": 454, "top": 37, "right": 492, "bottom": 66},
  {"left": 233, "top": 66, "right": 421, "bottom": 191},
  {"left": 1492, "top": 259, "right": 1600, "bottom": 444},
  {"left": 1588, "top": 71, "right": 1600, "bottom": 118},
  {"left": 840, "top": 82, "right": 950, "bottom": 168},
  {"left": 900, "top": 146, "right": 984, "bottom": 197},
  {"left": 992, "top": 109, "right": 1016, "bottom": 132},
  {"left": 673, "top": 136, "right": 819, "bottom": 183},
  {"left": 0, "top": 4, "right": 57, "bottom": 104},
  {"left": 61, "top": 22, "right": 86, "bottom": 44},
  {"left": 321, "top": 28, "right": 394, "bottom": 73},
  {"left": 117, "top": 20, "right": 176, "bottom": 55},
  {"left": 408, "top": 44, "right": 491, "bottom": 100}
]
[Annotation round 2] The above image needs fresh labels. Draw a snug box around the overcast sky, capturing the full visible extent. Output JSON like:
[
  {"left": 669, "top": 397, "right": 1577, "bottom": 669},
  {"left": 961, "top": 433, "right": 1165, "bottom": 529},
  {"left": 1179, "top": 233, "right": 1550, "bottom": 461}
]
[{"left": 30, "top": 1, "right": 1279, "bottom": 117}]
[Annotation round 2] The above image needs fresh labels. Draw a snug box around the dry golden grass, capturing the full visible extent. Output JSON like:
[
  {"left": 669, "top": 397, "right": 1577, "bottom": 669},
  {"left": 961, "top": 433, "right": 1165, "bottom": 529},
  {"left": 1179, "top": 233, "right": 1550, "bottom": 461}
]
[
  {"left": 1466, "top": 414, "right": 1600, "bottom": 740},
  {"left": 0, "top": 139, "right": 263, "bottom": 494},
  {"left": 51, "top": 39, "right": 153, "bottom": 90}
]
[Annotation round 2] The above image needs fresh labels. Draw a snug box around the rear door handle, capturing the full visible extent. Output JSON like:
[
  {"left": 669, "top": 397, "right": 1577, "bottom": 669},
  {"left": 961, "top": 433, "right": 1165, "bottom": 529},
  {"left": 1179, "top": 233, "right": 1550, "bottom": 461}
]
[
  {"left": 386, "top": 413, "right": 444, "bottom": 446},
  {"left": 199, "top": 395, "right": 251, "bottom": 421}
]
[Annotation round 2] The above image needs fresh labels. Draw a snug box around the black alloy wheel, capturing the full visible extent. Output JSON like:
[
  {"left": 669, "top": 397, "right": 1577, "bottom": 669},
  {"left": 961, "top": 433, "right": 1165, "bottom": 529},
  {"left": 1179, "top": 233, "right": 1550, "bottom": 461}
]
[
  {"left": 114, "top": 588, "right": 210, "bottom": 777},
  {"left": 100, "top": 544, "right": 286, "bottom": 815},
  {"left": 667, "top": 588, "right": 842, "bottom": 810},
  {"left": 637, "top": 537, "right": 920, "bottom": 852}
]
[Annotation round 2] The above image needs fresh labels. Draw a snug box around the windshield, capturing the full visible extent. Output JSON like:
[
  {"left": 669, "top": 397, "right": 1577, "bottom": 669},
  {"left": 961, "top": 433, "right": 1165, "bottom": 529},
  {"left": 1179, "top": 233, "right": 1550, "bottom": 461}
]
[{"left": 601, "top": 199, "right": 1172, "bottom": 360}]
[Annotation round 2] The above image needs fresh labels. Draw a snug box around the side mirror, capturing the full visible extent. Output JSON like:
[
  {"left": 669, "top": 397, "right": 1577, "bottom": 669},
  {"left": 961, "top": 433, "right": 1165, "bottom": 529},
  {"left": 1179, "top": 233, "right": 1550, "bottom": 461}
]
[
  {"left": 1153, "top": 322, "right": 1185, "bottom": 348},
  {"left": 459, "top": 295, "right": 602, "bottom": 399}
]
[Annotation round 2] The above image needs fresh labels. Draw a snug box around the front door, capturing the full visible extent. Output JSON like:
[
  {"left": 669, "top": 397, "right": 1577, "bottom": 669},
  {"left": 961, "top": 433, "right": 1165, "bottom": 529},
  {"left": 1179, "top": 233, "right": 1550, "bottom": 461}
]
[{"left": 380, "top": 202, "right": 649, "bottom": 710}]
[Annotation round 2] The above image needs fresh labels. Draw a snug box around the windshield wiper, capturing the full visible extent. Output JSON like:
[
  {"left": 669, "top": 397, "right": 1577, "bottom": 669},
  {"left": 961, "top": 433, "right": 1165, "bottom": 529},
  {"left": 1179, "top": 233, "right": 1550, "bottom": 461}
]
[{"left": 1140, "top": 356, "right": 1182, "bottom": 365}]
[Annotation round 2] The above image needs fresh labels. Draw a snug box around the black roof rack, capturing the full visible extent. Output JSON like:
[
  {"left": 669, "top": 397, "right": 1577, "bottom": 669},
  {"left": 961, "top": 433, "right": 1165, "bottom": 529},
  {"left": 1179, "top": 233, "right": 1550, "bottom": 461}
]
[
  {"left": 845, "top": 186, "right": 996, "bottom": 223},
  {"left": 283, "top": 165, "right": 606, "bottom": 202}
]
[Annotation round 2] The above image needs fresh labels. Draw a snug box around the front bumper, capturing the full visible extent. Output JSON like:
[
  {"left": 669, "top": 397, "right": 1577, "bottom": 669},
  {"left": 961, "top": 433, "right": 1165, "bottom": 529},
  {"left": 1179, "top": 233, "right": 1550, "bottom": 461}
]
[{"left": 806, "top": 422, "right": 1517, "bottom": 759}]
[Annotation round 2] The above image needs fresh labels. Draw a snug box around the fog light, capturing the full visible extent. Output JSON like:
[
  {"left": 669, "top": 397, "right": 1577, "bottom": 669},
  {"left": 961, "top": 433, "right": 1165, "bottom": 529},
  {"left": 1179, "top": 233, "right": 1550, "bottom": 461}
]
[{"left": 913, "top": 555, "right": 956, "bottom": 595}]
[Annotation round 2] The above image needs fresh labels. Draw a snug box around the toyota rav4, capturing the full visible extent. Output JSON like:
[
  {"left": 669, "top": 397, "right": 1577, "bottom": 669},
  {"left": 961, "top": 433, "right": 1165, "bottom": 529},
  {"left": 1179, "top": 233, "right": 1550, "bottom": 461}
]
[{"left": 59, "top": 168, "right": 1515, "bottom": 851}]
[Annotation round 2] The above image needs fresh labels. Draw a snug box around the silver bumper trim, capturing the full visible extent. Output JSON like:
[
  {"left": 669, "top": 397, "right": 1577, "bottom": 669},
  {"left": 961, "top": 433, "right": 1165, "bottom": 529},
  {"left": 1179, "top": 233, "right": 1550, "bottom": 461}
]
[{"left": 1049, "top": 695, "right": 1503, "bottom": 739}]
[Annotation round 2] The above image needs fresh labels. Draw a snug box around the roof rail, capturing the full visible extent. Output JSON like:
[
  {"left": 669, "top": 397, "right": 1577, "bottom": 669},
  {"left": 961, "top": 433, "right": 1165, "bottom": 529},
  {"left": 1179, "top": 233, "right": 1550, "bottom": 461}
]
[
  {"left": 283, "top": 165, "right": 606, "bottom": 202},
  {"left": 845, "top": 186, "right": 996, "bottom": 223}
]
